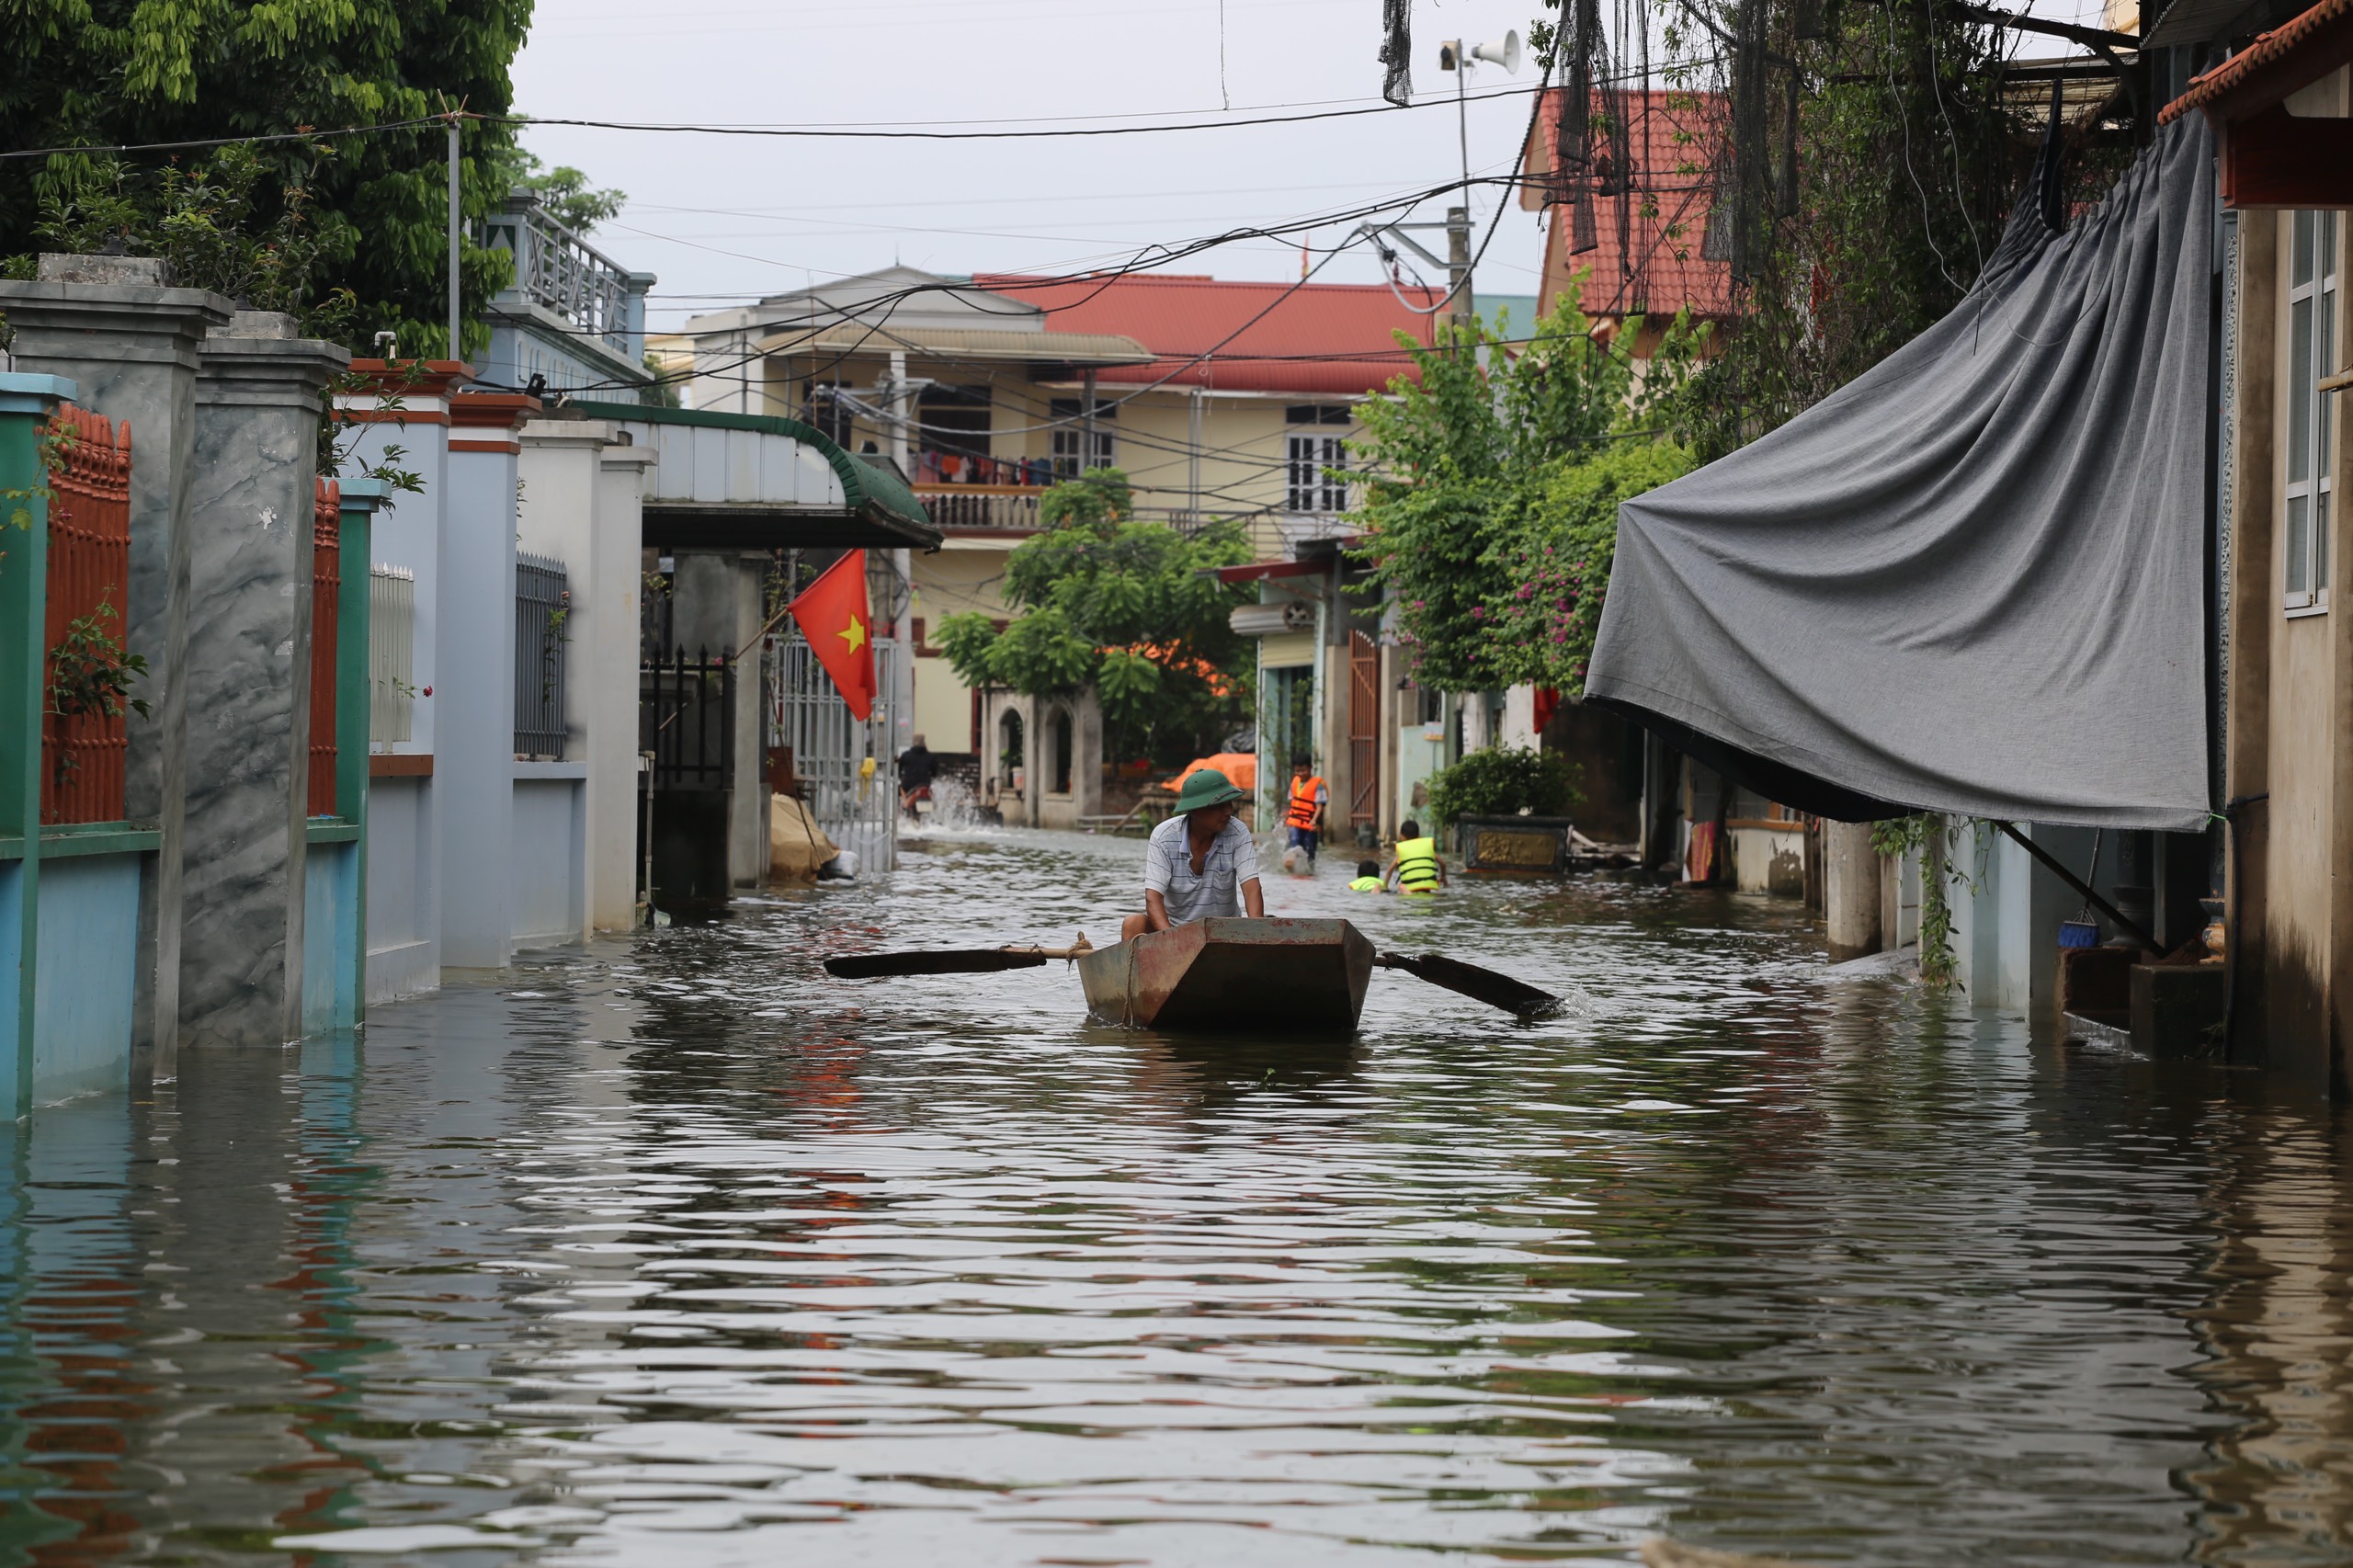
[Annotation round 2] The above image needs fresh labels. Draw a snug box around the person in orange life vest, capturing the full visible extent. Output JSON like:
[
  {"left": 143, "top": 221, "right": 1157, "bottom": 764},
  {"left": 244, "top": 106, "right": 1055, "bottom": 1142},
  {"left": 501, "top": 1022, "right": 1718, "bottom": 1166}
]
[{"left": 1284, "top": 756, "right": 1328, "bottom": 866}]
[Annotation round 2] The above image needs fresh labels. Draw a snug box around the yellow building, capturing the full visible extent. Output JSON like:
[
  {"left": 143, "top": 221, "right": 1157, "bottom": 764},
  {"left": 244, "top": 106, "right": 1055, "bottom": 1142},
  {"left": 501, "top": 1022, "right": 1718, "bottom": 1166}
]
[{"left": 677, "top": 266, "right": 1444, "bottom": 771}]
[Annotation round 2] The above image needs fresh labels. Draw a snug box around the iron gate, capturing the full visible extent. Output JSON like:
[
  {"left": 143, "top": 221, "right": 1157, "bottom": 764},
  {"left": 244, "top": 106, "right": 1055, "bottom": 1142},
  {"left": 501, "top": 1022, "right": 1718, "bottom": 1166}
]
[{"left": 770, "top": 631, "right": 901, "bottom": 872}]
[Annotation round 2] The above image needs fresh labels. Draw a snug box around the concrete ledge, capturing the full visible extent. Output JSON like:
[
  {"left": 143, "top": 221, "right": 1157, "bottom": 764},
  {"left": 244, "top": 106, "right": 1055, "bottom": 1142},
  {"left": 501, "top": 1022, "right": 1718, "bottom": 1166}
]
[
  {"left": 514, "top": 760, "right": 587, "bottom": 781},
  {"left": 1825, "top": 945, "right": 1917, "bottom": 981},
  {"left": 2063, "top": 1010, "right": 2135, "bottom": 1051},
  {"left": 39, "top": 824, "right": 162, "bottom": 859}
]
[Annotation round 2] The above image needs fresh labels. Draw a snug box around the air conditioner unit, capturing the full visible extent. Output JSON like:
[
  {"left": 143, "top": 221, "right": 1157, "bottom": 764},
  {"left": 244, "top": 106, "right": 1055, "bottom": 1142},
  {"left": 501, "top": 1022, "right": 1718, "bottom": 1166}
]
[{"left": 1229, "top": 601, "right": 1315, "bottom": 637}]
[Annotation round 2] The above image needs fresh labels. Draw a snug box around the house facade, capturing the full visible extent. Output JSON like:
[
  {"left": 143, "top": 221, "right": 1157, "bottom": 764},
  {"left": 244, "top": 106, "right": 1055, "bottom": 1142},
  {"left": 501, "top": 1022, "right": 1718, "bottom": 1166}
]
[
  {"left": 674, "top": 268, "right": 1444, "bottom": 805},
  {"left": 2174, "top": 0, "right": 2353, "bottom": 1089}
]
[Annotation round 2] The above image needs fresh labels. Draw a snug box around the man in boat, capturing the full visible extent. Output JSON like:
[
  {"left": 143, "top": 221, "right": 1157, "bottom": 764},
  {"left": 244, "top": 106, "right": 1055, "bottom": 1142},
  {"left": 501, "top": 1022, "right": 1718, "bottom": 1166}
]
[
  {"left": 1386, "top": 820, "right": 1448, "bottom": 894},
  {"left": 1284, "top": 756, "right": 1327, "bottom": 869},
  {"left": 1123, "top": 767, "right": 1264, "bottom": 941}
]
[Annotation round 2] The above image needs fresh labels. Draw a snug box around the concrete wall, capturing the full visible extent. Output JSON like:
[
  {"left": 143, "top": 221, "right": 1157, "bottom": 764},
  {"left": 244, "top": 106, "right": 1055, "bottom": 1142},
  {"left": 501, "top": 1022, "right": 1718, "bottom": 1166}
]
[
  {"left": 30, "top": 855, "right": 141, "bottom": 1104},
  {"left": 511, "top": 771, "right": 587, "bottom": 948},
  {"left": 341, "top": 364, "right": 461, "bottom": 998},
  {"left": 592, "top": 445, "right": 655, "bottom": 928},
  {"left": 364, "top": 775, "right": 435, "bottom": 1001},
  {"left": 438, "top": 394, "right": 535, "bottom": 969},
  {"left": 300, "top": 840, "right": 360, "bottom": 1037},
  {"left": 2245, "top": 207, "right": 2353, "bottom": 1093}
]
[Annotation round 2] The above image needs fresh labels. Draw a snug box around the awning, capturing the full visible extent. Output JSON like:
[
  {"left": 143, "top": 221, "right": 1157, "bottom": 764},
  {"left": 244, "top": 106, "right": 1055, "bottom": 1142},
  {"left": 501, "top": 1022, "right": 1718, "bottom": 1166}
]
[
  {"left": 569, "top": 401, "right": 941, "bottom": 551},
  {"left": 1585, "top": 114, "right": 2216, "bottom": 830}
]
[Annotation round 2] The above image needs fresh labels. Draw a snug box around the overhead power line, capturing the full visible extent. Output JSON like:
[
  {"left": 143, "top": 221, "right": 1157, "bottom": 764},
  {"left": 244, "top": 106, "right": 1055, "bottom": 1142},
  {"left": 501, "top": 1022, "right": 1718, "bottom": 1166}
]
[{"left": 491, "top": 85, "right": 1547, "bottom": 142}]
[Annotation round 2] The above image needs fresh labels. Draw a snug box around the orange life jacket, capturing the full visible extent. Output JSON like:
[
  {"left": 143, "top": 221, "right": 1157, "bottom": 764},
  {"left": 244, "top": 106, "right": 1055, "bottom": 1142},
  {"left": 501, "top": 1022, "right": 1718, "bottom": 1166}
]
[{"left": 1287, "top": 774, "right": 1326, "bottom": 831}]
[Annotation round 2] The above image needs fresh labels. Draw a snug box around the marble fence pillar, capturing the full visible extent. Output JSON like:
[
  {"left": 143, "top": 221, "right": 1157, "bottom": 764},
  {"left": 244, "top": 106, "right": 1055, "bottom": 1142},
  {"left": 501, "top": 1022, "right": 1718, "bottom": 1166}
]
[
  {"left": 180, "top": 312, "right": 348, "bottom": 1048},
  {"left": 0, "top": 256, "right": 233, "bottom": 1074}
]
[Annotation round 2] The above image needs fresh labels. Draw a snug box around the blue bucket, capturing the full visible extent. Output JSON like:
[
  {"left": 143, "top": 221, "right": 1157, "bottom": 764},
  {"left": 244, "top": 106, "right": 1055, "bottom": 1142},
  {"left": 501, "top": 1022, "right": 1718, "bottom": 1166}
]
[{"left": 2058, "top": 918, "right": 2100, "bottom": 949}]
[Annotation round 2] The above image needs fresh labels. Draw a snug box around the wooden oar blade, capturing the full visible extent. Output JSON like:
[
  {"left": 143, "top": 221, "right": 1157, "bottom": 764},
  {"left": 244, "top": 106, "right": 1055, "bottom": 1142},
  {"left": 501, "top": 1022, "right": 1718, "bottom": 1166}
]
[
  {"left": 1380, "top": 951, "right": 1561, "bottom": 1019},
  {"left": 824, "top": 949, "right": 1051, "bottom": 980}
]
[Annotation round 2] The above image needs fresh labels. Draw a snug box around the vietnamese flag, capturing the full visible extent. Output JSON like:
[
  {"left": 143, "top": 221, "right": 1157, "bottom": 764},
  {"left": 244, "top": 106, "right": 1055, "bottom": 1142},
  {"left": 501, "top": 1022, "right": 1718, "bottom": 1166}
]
[{"left": 790, "top": 549, "right": 877, "bottom": 720}]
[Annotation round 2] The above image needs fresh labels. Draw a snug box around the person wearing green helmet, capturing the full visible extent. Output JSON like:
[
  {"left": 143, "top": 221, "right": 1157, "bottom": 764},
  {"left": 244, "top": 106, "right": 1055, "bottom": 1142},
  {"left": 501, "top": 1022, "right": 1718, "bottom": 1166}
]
[{"left": 1123, "top": 766, "right": 1265, "bottom": 941}]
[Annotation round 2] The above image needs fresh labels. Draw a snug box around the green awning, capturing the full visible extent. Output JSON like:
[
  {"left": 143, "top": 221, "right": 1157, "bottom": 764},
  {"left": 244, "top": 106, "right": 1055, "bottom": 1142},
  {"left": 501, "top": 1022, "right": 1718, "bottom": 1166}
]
[{"left": 567, "top": 400, "right": 938, "bottom": 549}]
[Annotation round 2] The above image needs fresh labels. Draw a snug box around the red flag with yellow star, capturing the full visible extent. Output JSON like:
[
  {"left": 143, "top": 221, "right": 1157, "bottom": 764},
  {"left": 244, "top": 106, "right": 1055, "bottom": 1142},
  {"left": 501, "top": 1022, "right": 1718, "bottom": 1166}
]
[{"left": 789, "top": 549, "right": 877, "bottom": 720}]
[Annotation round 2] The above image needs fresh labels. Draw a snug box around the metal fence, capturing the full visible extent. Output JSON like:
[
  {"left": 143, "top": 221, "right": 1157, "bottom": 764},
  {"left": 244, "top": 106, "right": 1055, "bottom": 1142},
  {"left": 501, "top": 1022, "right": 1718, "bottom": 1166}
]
[
  {"left": 515, "top": 553, "right": 570, "bottom": 760},
  {"left": 771, "top": 631, "right": 900, "bottom": 872},
  {"left": 369, "top": 565, "right": 415, "bottom": 745},
  {"left": 41, "top": 404, "right": 132, "bottom": 825},
  {"left": 642, "top": 645, "right": 733, "bottom": 789}
]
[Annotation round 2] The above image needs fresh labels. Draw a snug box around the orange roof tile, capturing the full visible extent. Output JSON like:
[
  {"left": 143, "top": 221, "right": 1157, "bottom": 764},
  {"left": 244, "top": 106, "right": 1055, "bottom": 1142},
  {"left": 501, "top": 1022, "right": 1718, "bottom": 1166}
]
[
  {"left": 972, "top": 273, "right": 1446, "bottom": 395},
  {"left": 1520, "top": 87, "right": 1733, "bottom": 323},
  {"left": 2160, "top": 0, "right": 2353, "bottom": 122}
]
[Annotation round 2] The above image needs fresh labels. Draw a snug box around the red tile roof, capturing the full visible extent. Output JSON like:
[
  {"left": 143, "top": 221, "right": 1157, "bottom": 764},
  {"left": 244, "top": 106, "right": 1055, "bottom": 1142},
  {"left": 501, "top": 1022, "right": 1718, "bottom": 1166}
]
[
  {"left": 2160, "top": 0, "right": 2353, "bottom": 122},
  {"left": 971, "top": 272, "right": 1446, "bottom": 395},
  {"left": 1519, "top": 87, "right": 1733, "bottom": 323}
]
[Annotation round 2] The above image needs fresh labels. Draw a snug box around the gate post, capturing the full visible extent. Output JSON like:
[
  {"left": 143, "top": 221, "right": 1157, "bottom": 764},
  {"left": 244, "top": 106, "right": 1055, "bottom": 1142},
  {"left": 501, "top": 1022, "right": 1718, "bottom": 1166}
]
[{"left": 180, "top": 313, "right": 347, "bottom": 1049}]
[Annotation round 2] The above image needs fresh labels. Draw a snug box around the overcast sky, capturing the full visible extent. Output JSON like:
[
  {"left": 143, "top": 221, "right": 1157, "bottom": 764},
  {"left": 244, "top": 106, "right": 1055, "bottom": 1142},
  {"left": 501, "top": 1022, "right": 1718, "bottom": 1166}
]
[{"left": 507, "top": 0, "right": 2106, "bottom": 333}]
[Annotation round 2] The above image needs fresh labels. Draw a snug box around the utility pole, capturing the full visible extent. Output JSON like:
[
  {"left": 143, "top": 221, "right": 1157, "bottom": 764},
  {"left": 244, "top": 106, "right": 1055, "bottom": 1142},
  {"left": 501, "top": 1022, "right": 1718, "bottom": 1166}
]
[
  {"left": 446, "top": 116, "right": 462, "bottom": 363},
  {"left": 1446, "top": 205, "right": 1473, "bottom": 335},
  {"left": 1081, "top": 368, "right": 1098, "bottom": 475},
  {"left": 884, "top": 349, "right": 915, "bottom": 767}
]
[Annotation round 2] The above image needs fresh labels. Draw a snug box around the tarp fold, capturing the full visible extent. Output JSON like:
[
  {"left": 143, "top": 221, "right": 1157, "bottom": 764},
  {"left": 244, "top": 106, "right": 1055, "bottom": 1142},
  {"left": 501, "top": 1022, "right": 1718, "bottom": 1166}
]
[{"left": 1586, "top": 114, "right": 2217, "bottom": 830}]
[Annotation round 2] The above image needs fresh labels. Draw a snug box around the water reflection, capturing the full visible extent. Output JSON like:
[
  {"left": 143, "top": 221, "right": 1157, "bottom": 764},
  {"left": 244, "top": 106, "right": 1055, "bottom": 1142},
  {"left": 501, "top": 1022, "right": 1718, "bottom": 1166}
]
[{"left": 0, "top": 831, "right": 2343, "bottom": 1563}]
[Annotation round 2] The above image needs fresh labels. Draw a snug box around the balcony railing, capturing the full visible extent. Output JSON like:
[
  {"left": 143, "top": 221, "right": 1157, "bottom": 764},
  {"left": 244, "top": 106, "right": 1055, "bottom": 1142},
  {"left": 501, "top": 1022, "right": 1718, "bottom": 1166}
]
[
  {"left": 483, "top": 196, "right": 645, "bottom": 361},
  {"left": 917, "top": 489, "right": 1041, "bottom": 531}
]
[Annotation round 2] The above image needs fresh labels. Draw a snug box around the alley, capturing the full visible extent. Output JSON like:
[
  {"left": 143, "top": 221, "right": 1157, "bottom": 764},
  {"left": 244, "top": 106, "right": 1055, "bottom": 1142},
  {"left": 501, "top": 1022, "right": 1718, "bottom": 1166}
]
[{"left": 2, "top": 834, "right": 2341, "bottom": 1565}]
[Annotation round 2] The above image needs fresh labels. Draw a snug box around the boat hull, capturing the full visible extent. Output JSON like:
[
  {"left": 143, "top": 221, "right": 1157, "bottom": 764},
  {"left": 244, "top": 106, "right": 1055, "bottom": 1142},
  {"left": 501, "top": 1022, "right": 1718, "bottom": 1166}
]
[{"left": 1075, "top": 917, "right": 1376, "bottom": 1035}]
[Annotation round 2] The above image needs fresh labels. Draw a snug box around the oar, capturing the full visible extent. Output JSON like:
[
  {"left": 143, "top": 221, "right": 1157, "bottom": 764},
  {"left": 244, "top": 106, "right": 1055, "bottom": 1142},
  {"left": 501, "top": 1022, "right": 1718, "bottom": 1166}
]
[
  {"left": 1376, "top": 950, "right": 1561, "bottom": 1020},
  {"left": 825, "top": 936, "right": 1093, "bottom": 981}
]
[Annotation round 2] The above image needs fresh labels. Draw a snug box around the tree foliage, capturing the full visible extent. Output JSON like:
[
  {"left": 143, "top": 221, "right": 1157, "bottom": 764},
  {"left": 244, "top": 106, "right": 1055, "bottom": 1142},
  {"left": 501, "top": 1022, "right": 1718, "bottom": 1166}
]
[
  {"left": 1424, "top": 744, "right": 1580, "bottom": 826},
  {"left": 1347, "top": 287, "right": 1701, "bottom": 692},
  {"left": 0, "top": 0, "right": 535, "bottom": 358},
  {"left": 509, "top": 150, "right": 626, "bottom": 234},
  {"left": 937, "top": 468, "right": 1256, "bottom": 766}
]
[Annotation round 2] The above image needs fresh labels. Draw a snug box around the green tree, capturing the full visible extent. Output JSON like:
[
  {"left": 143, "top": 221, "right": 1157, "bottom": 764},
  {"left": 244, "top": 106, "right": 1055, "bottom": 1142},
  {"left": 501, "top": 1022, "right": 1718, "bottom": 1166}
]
[
  {"left": 937, "top": 468, "right": 1256, "bottom": 766},
  {"left": 1480, "top": 440, "right": 1695, "bottom": 693},
  {"left": 508, "top": 150, "right": 625, "bottom": 233},
  {"left": 1423, "top": 744, "right": 1580, "bottom": 827},
  {"left": 1347, "top": 285, "right": 1703, "bottom": 692},
  {"left": 0, "top": 0, "right": 535, "bottom": 358}
]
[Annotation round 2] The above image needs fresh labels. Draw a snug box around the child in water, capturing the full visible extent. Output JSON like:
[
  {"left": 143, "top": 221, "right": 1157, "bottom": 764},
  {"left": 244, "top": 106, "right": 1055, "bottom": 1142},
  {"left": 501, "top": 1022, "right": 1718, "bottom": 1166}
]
[{"left": 1347, "top": 859, "right": 1386, "bottom": 892}]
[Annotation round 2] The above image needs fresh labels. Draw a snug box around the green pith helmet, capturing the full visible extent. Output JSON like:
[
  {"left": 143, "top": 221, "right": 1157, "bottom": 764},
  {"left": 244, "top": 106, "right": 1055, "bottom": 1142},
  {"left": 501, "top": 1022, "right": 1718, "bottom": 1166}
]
[{"left": 1174, "top": 767, "right": 1246, "bottom": 814}]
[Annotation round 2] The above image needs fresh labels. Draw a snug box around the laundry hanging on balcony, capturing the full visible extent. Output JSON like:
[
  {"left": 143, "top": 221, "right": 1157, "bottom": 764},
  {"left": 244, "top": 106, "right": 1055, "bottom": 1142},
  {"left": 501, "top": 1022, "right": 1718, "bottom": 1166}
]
[{"left": 1585, "top": 112, "right": 2217, "bottom": 831}]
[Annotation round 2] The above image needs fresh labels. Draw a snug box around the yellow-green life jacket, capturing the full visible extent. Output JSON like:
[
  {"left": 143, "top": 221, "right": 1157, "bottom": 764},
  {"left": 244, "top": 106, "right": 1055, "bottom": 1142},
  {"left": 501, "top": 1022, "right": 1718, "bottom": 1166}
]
[
  {"left": 1347, "top": 875, "right": 1383, "bottom": 892},
  {"left": 1392, "top": 835, "right": 1441, "bottom": 892}
]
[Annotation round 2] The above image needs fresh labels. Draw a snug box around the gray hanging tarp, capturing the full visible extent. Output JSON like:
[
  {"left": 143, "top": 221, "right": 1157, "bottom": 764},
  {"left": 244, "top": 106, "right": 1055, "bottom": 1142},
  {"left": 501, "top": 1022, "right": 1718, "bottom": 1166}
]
[{"left": 1586, "top": 113, "right": 2217, "bottom": 830}]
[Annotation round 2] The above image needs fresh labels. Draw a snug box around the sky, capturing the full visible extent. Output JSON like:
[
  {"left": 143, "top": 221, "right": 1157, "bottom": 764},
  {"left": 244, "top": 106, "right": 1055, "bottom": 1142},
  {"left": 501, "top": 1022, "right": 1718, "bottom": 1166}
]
[{"left": 506, "top": 0, "right": 2111, "bottom": 335}]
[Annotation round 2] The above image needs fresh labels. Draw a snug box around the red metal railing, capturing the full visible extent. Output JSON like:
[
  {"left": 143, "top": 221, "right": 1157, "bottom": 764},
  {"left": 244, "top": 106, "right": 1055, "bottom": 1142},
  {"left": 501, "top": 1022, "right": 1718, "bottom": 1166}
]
[
  {"left": 309, "top": 477, "right": 340, "bottom": 817},
  {"left": 40, "top": 406, "right": 132, "bottom": 825}
]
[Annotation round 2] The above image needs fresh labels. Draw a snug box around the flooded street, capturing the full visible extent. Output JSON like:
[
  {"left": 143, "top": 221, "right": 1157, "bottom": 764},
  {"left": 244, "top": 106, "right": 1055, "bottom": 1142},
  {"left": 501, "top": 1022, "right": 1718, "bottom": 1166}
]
[{"left": 4, "top": 829, "right": 2349, "bottom": 1566}]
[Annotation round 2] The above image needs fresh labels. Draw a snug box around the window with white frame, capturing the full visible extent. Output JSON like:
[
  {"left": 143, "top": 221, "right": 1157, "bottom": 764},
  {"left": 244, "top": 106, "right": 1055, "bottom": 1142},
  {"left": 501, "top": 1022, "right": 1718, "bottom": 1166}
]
[
  {"left": 1286, "top": 404, "right": 1349, "bottom": 513},
  {"left": 2286, "top": 210, "right": 2338, "bottom": 613},
  {"left": 1049, "top": 397, "right": 1115, "bottom": 478}
]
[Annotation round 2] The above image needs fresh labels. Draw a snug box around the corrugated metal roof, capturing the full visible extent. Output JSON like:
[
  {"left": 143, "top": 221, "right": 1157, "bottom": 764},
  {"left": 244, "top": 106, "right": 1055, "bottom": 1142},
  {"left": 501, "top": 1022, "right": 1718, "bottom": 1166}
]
[
  {"left": 759, "top": 324, "right": 1152, "bottom": 364},
  {"left": 2162, "top": 0, "right": 2353, "bottom": 120},
  {"left": 1519, "top": 87, "right": 1733, "bottom": 322},
  {"left": 970, "top": 273, "right": 1446, "bottom": 394}
]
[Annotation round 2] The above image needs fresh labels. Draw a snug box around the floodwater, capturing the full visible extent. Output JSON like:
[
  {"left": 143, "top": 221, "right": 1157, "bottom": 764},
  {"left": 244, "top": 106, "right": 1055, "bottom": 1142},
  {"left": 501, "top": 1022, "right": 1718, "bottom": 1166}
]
[{"left": 4, "top": 828, "right": 2350, "bottom": 1567}]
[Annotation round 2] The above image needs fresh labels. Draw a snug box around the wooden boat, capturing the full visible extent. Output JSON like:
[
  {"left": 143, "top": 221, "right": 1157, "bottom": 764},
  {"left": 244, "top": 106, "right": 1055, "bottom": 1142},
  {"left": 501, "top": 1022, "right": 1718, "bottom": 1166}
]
[{"left": 1075, "top": 917, "right": 1376, "bottom": 1035}]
